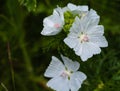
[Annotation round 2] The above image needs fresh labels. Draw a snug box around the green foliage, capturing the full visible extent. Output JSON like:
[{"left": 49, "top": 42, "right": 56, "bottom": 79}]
[
  {"left": 18, "top": 0, "right": 36, "bottom": 12},
  {"left": 0, "top": 0, "right": 120, "bottom": 91}
]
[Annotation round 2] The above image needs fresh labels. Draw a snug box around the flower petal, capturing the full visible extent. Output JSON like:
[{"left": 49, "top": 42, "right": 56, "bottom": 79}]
[
  {"left": 74, "top": 42, "right": 82, "bottom": 55},
  {"left": 89, "top": 35, "right": 108, "bottom": 47},
  {"left": 64, "top": 17, "right": 82, "bottom": 48},
  {"left": 67, "top": 3, "right": 77, "bottom": 11},
  {"left": 67, "top": 3, "right": 88, "bottom": 12},
  {"left": 70, "top": 17, "right": 84, "bottom": 33},
  {"left": 47, "top": 76, "right": 69, "bottom": 91},
  {"left": 44, "top": 56, "right": 65, "bottom": 78},
  {"left": 41, "top": 27, "right": 61, "bottom": 36},
  {"left": 43, "top": 16, "right": 54, "bottom": 27},
  {"left": 41, "top": 7, "right": 64, "bottom": 36},
  {"left": 64, "top": 36, "right": 78, "bottom": 49},
  {"left": 77, "top": 6, "right": 88, "bottom": 11},
  {"left": 54, "top": 7, "right": 65, "bottom": 23},
  {"left": 81, "top": 9, "right": 100, "bottom": 31},
  {"left": 61, "top": 55, "right": 80, "bottom": 72},
  {"left": 87, "top": 25, "right": 104, "bottom": 35},
  {"left": 75, "top": 42, "right": 101, "bottom": 61},
  {"left": 69, "top": 71, "right": 87, "bottom": 91}
]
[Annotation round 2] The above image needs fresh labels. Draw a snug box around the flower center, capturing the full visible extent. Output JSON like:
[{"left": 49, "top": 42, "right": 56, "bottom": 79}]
[
  {"left": 54, "top": 23, "right": 60, "bottom": 28},
  {"left": 60, "top": 70, "right": 71, "bottom": 79},
  {"left": 80, "top": 12, "right": 87, "bottom": 19},
  {"left": 78, "top": 33, "right": 89, "bottom": 43}
]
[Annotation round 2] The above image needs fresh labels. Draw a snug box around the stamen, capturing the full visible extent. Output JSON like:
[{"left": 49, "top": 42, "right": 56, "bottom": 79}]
[
  {"left": 60, "top": 72, "right": 67, "bottom": 78},
  {"left": 54, "top": 23, "right": 60, "bottom": 28},
  {"left": 78, "top": 33, "right": 89, "bottom": 43},
  {"left": 60, "top": 70, "right": 71, "bottom": 79}
]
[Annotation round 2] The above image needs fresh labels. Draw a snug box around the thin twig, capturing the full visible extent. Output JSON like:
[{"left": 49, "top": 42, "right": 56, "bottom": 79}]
[
  {"left": 1, "top": 83, "right": 8, "bottom": 91},
  {"left": 7, "top": 42, "right": 16, "bottom": 91}
]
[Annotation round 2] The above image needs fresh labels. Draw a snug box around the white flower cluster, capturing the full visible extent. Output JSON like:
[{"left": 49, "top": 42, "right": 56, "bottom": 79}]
[{"left": 41, "top": 3, "right": 108, "bottom": 91}]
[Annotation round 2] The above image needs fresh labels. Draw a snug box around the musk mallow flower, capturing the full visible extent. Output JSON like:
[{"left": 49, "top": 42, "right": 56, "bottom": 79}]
[
  {"left": 62, "top": 3, "right": 89, "bottom": 33},
  {"left": 41, "top": 3, "right": 89, "bottom": 36},
  {"left": 60, "top": 3, "right": 88, "bottom": 15},
  {"left": 67, "top": 3, "right": 88, "bottom": 15},
  {"left": 41, "top": 7, "right": 64, "bottom": 36},
  {"left": 64, "top": 9, "right": 108, "bottom": 61},
  {"left": 44, "top": 55, "right": 87, "bottom": 91}
]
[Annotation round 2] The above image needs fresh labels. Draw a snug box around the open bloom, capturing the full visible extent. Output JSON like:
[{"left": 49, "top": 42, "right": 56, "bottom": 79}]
[
  {"left": 41, "top": 7, "right": 64, "bottom": 36},
  {"left": 44, "top": 55, "right": 87, "bottom": 91},
  {"left": 41, "top": 3, "right": 89, "bottom": 36},
  {"left": 64, "top": 9, "right": 108, "bottom": 61}
]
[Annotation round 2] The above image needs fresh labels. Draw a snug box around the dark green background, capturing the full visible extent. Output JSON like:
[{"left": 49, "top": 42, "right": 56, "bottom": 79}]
[{"left": 0, "top": 0, "right": 120, "bottom": 91}]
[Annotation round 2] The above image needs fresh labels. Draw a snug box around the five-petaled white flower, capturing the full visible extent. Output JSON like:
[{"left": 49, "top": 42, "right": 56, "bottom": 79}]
[
  {"left": 64, "top": 9, "right": 108, "bottom": 61},
  {"left": 41, "top": 7, "right": 64, "bottom": 36},
  {"left": 44, "top": 55, "right": 87, "bottom": 91}
]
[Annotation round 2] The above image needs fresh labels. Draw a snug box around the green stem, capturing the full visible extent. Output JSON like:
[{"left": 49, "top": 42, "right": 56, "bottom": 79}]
[
  {"left": 1, "top": 83, "right": 8, "bottom": 91},
  {"left": 19, "top": 36, "right": 33, "bottom": 76},
  {"left": 7, "top": 42, "right": 16, "bottom": 91},
  {"left": 30, "top": 76, "right": 52, "bottom": 91}
]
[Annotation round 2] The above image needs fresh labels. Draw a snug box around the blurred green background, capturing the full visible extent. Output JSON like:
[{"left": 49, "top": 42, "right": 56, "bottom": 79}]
[{"left": 0, "top": 0, "right": 120, "bottom": 91}]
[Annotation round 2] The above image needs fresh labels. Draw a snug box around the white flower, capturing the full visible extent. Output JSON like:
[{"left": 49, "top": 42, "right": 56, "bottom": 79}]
[
  {"left": 67, "top": 3, "right": 88, "bottom": 17},
  {"left": 64, "top": 9, "right": 108, "bottom": 61},
  {"left": 61, "top": 3, "right": 88, "bottom": 19},
  {"left": 44, "top": 55, "right": 87, "bottom": 91},
  {"left": 67, "top": 3, "right": 88, "bottom": 12},
  {"left": 41, "top": 7, "right": 64, "bottom": 36}
]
